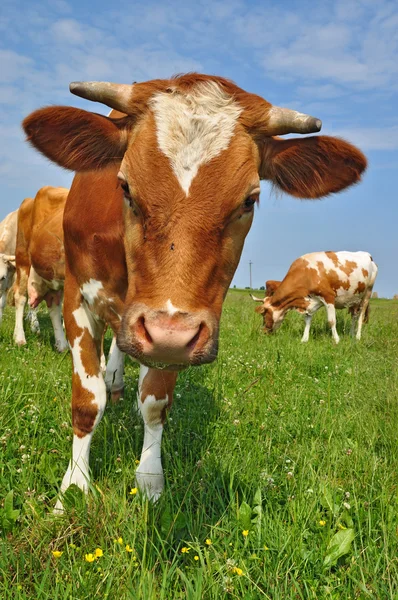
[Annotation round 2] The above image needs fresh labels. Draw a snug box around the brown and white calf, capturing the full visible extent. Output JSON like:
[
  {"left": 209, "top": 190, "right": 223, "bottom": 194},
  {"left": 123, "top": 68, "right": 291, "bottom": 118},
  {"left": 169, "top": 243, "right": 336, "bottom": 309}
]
[
  {"left": 23, "top": 73, "right": 367, "bottom": 510},
  {"left": 0, "top": 210, "right": 18, "bottom": 324},
  {"left": 253, "top": 251, "right": 378, "bottom": 343},
  {"left": 14, "top": 186, "right": 69, "bottom": 351}
]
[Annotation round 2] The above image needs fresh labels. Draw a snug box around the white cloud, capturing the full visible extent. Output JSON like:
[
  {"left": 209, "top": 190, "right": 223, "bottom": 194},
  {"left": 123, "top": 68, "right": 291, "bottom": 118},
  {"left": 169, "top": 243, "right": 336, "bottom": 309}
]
[
  {"left": 50, "top": 19, "right": 85, "bottom": 44},
  {"left": 325, "top": 125, "right": 398, "bottom": 151}
]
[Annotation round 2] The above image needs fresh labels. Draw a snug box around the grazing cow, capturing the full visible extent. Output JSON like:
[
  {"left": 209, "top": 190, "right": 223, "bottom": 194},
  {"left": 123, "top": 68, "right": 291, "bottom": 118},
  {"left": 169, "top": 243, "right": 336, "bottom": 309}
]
[
  {"left": 14, "top": 187, "right": 69, "bottom": 351},
  {"left": 253, "top": 251, "right": 378, "bottom": 343},
  {"left": 23, "top": 73, "right": 367, "bottom": 510},
  {"left": 0, "top": 210, "right": 18, "bottom": 324}
]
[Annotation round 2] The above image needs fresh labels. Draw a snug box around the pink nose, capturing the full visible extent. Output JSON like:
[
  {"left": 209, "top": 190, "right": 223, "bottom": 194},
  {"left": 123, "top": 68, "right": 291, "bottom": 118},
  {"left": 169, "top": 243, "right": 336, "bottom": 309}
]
[{"left": 130, "top": 313, "right": 211, "bottom": 365}]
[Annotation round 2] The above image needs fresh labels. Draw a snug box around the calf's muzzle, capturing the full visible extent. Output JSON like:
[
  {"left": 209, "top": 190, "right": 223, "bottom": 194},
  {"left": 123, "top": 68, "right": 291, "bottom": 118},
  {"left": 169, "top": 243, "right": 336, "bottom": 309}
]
[{"left": 117, "top": 304, "right": 218, "bottom": 369}]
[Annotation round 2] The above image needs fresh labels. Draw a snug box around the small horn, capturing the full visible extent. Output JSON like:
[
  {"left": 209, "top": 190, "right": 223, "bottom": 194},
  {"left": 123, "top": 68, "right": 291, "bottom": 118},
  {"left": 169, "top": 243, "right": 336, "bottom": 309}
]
[
  {"left": 267, "top": 106, "right": 322, "bottom": 135},
  {"left": 250, "top": 293, "right": 265, "bottom": 302},
  {"left": 70, "top": 81, "right": 134, "bottom": 114}
]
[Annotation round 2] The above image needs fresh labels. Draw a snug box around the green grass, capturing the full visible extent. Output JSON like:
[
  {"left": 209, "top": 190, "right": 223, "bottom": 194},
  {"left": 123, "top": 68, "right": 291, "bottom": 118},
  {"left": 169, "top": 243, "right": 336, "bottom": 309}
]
[{"left": 0, "top": 292, "right": 397, "bottom": 599}]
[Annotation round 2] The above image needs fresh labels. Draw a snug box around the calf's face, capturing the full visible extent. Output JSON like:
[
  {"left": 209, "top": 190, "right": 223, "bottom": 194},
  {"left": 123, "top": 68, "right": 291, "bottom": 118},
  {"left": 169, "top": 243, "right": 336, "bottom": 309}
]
[{"left": 22, "top": 75, "right": 367, "bottom": 369}]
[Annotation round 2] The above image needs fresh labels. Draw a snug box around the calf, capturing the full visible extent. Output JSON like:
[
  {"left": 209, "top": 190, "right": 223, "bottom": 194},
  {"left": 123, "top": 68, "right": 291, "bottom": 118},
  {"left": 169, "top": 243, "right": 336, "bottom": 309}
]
[
  {"left": 254, "top": 251, "right": 378, "bottom": 343},
  {"left": 23, "top": 73, "right": 367, "bottom": 510},
  {"left": 0, "top": 210, "right": 18, "bottom": 324},
  {"left": 14, "top": 187, "right": 69, "bottom": 351}
]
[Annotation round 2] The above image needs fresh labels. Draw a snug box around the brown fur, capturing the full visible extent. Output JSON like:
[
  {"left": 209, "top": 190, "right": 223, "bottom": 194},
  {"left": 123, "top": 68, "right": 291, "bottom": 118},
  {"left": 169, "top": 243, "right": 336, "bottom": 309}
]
[
  {"left": 265, "top": 280, "right": 281, "bottom": 296},
  {"left": 29, "top": 186, "right": 68, "bottom": 285},
  {"left": 22, "top": 74, "right": 367, "bottom": 445}
]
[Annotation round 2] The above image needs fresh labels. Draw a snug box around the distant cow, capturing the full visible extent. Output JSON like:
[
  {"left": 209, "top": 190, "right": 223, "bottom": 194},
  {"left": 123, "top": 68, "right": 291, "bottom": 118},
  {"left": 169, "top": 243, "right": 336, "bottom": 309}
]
[
  {"left": 0, "top": 210, "right": 18, "bottom": 324},
  {"left": 253, "top": 251, "right": 378, "bottom": 343},
  {"left": 14, "top": 187, "right": 69, "bottom": 351}
]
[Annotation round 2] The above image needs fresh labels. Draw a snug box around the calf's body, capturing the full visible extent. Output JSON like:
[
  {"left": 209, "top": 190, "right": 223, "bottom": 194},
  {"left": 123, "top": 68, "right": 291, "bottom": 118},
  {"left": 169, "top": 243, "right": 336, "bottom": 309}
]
[{"left": 23, "top": 73, "right": 367, "bottom": 510}]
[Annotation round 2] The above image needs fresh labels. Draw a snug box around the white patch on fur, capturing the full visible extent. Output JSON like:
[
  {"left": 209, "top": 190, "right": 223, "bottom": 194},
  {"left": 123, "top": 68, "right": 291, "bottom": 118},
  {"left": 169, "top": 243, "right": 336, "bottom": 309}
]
[
  {"left": 54, "top": 433, "right": 92, "bottom": 513},
  {"left": 48, "top": 302, "right": 68, "bottom": 352},
  {"left": 135, "top": 364, "right": 167, "bottom": 501},
  {"left": 165, "top": 299, "right": 180, "bottom": 315},
  {"left": 304, "top": 295, "right": 324, "bottom": 315},
  {"left": 104, "top": 341, "right": 125, "bottom": 394},
  {"left": 151, "top": 81, "right": 242, "bottom": 194},
  {"left": 81, "top": 279, "right": 103, "bottom": 305},
  {"left": 71, "top": 306, "right": 105, "bottom": 404},
  {"left": 136, "top": 396, "right": 167, "bottom": 502},
  {"left": 13, "top": 293, "right": 27, "bottom": 345}
]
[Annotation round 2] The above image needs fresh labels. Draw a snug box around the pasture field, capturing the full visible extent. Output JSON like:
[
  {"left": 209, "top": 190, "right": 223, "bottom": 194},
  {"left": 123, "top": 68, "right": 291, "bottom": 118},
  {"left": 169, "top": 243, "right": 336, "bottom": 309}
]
[{"left": 0, "top": 291, "right": 397, "bottom": 599}]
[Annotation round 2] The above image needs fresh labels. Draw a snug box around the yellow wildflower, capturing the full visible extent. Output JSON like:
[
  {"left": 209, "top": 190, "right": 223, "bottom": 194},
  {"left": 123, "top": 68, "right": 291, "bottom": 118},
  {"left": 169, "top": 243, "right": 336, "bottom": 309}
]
[
  {"left": 135, "top": 460, "right": 140, "bottom": 465},
  {"left": 232, "top": 566, "right": 243, "bottom": 576},
  {"left": 125, "top": 544, "right": 134, "bottom": 553},
  {"left": 95, "top": 548, "right": 103, "bottom": 558},
  {"left": 205, "top": 539, "right": 212, "bottom": 546},
  {"left": 116, "top": 537, "right": 123, "bottom": 544},
  {"left": 85, "top": 553, "right": 95, "bottom": 563},
  {"left": 194, "top": 555, "right": 199, "bottom": 561},
  {"left": 69, "top": 543, "right": 76, "bottom": 549},
  {"left": 181, "top": 547, "right": 190, "bottom": 554},
  {"left": 263, "top": 545, "right": 269, "bottom": 550},
  {"left": 52, "top": 550, "right": 63, "bottom": 558},
  {"left": 242, "top": 530, "right": 249, "bottom": 537},
  {"left": 338, "top": 523, "right": 347, "bottom": 530},
  {"left": 129, "top": 488, "right": 138, "bottom": 495},
  {"left": 319, "top": 520, "right": 326, "bottom": 526}
]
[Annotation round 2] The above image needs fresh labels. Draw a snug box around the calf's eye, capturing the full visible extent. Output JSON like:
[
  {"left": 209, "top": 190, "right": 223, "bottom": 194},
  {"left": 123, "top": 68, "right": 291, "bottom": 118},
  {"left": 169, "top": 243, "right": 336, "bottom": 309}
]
[{"left": 243, "top": 196, "right": 257, "bottom": 212}]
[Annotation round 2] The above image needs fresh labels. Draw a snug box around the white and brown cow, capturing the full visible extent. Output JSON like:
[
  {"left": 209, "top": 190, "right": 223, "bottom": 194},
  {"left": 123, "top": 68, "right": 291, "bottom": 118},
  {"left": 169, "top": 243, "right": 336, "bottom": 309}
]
[
  {"left": 253, "top": 251, "right": 378, "bottom": 343},
  {"left": 14, "top": 186, "right": 69, "bottom": 351},
  {"left": 0, "top": 210, "right": 18, "bottom": 324},
  {"left": 23, "top": 74, "right": 367, "bottom": 510}
]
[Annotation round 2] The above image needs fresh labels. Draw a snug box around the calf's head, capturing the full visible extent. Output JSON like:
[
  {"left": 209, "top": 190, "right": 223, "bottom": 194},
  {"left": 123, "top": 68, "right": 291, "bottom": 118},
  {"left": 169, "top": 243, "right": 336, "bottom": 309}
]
[
  {"left": 255, "top": 299, "right": 284, "bottom": 333},
  {"left": 23, "top": 74, "right": 366, "bottom": 369}
]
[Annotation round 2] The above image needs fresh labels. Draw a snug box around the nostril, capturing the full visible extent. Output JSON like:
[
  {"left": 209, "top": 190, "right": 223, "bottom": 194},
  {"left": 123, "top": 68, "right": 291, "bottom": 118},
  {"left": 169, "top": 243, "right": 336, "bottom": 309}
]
[
  {"left": 186, "top": 322, "right": 203, "bottom": 350},
  {"left": 136, "top": 316, "right": 153, "bottom": 344}
]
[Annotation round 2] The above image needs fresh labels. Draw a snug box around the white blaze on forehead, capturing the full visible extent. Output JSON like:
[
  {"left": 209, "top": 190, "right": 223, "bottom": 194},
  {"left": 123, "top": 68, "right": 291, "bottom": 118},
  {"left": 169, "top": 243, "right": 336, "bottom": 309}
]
[
  {"left": 81, "top": 279, "right": 103, "bottom": 305},
  {"left": 151, "top": 81, "right": 242, "bottom": 195}
]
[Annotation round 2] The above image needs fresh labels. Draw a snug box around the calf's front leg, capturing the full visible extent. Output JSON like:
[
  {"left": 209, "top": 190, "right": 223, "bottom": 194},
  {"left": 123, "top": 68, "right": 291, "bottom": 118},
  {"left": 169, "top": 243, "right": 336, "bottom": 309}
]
[
  {"left": 136, "top": 365, "right": 177, "bottom": 501},
  {"left": 54, "top": 298, "right": 106, "bottom": 513}
]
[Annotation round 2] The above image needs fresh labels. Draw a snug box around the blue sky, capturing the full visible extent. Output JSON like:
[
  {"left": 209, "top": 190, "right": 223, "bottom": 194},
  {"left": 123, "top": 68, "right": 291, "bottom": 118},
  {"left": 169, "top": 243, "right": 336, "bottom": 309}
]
[{"left": 1, "top": 0, "right": 397, "bottom": 296}]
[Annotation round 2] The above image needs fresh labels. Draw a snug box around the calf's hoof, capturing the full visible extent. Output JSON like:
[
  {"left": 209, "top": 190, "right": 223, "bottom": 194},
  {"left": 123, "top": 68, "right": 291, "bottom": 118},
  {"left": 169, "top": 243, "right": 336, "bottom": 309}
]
[{"left": 55, "top": 340, "right": 69, "bottom": 353}]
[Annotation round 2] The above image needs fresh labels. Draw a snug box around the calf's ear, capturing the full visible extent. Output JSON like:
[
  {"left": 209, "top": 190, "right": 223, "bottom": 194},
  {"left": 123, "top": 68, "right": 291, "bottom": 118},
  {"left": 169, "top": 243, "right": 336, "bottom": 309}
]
[
  {"left": 259, "top": 135, "right": 367, "bottom": 198},
  {"left": 23, "top": 107, "right": 130, "bottom": 171}
]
